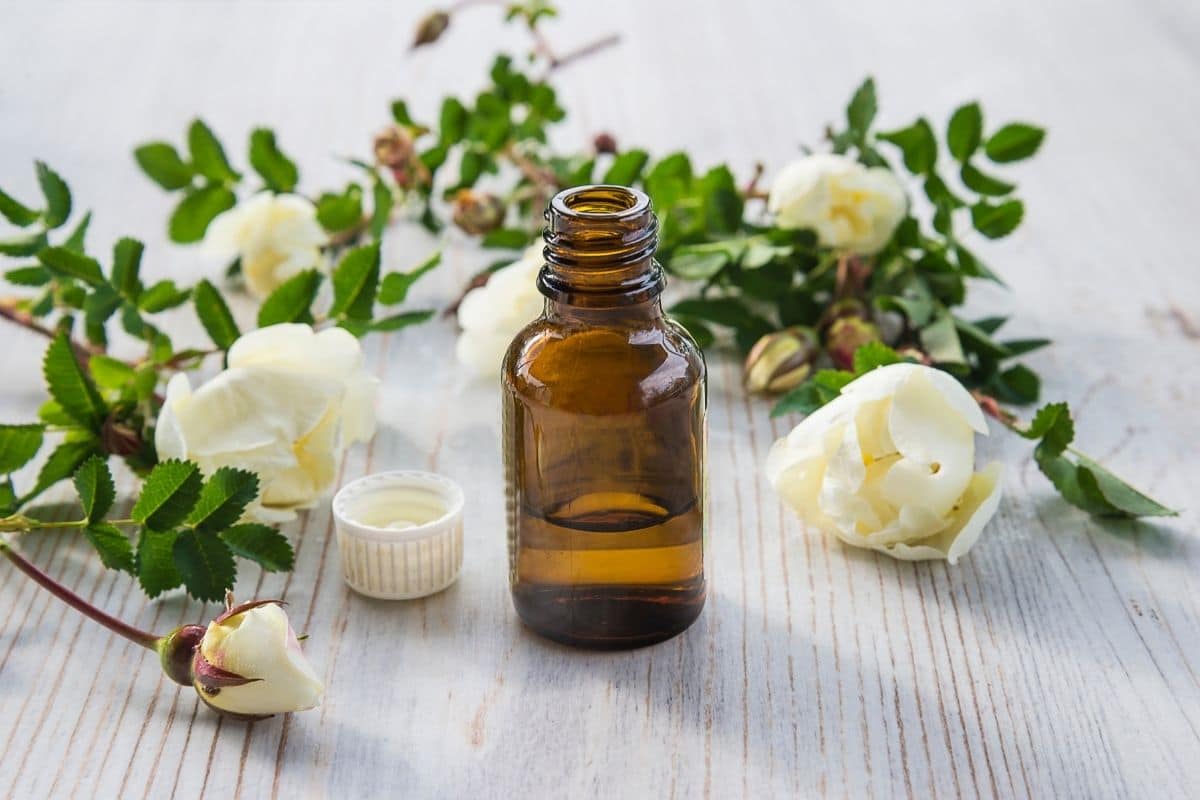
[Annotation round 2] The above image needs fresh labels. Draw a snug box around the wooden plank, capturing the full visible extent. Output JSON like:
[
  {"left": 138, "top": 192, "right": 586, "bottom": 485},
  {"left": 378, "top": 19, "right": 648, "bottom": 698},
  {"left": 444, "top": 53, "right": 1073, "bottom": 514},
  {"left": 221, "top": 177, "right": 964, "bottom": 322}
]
[{"left": 0, "top": 1, "right": 1197, "bottom": 797}]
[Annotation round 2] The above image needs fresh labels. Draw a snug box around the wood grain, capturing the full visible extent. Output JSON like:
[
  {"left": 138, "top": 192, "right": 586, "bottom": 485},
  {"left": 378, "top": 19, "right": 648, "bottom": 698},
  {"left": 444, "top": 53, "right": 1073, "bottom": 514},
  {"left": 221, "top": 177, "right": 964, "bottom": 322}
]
[{"left": 0, "top": 1, "right": 1198, "bottom": 797}]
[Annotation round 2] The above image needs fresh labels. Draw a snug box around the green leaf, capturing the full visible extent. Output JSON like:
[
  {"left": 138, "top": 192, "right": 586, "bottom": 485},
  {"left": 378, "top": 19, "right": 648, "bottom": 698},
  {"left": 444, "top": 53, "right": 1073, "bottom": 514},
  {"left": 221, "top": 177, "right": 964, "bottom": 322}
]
[
  {"left": 4, "top": 266, "right": 52, "bottom": 286},
  {"left": 37, "top": 246, "right": 105, "bottom": 286},
  {"left": 173, "top": 529, "right": 236, "bottom": 602},
  {"left": 0, "top": 231, "right": 47, "bottom": 257},
  {"left": 88, "top": 354, "right": 137, "bottom": 392},
  {"left": 316, "top": 186, "right": 364, "bottom": 232},
  {"left": 169, "top": 185, "right": 236, "bottom": 243},
  {"left": 187, "top": 119, "right": 240, "bottom": 183},
  {"left": 73, "top": 454, "right": 115, "bottom": 522},
  {"left": 186, "top": 467, "right": 259, "bottom": 533},
  {"left": 989, "top": 364, "right": 1041, "bottom": 404},
  {"left": 955, "top": 317, "right": 1012, "bottom": 360},
  {"left": 378, "top": 250, "right": 441, "bottom": 305},
  {"left": 248, "top": 128, "right": 299, "bottom": 192},
  {"left": 1001, "top": 338, "right": 1052, "bottom": 357},
  {"left": 439, "top": 98, "right": 469, "bottom": 145},
  {"left": 771, "top": 382, "right": 826, "bottom": 417},
  {"left": 81, "top": 286, "right": 122, "bottom": 349},
  {"left": 391, "top": 99, "right": 415, "bottom": 126},
  {"left": 481, "top": 229, "right": 531, "bottom": 249},
  {"left": 971, "top": 199, "right": 1024, "bottom": 239},
  {"left": 984, "top": 123, "right": 1046, "bottom": 163},
  {"left": 192, "top": 279, "right": 240, "bottom": 349},
  {"left": 257, "top": 269, "right": 322, "bottom": 327},
  {"left": 85, "top": 523, "right": 134, "bottom": 572},
  {"left": 960, "top": 163, "right": 1015, "bottom": 196},
  {"left": 133, "top": 143, "right": 194, "bottom": 190},
  {"left": 0, "top": 424, "right": 44, "bottom": 473},
  {"left": 920, "top": 313, "right": 966, "bottom": 365},
  {"left": 111, "top": 237, "right": 144, "bottom": 300},
  {"left": 136, "top": 528, "right": 182, "bottom": 596},
  {"left": 369, "top": 178, "right": 394, "bottom": 239},
  {"left": 878, "top": 118, "right": 937, "bottom": 174},
  {"left": 43, "top": 333, "right": 107, "bottom": 430},
  {"left": 1020, "top": 401, "right": 1074, "bottom": 456},
  {"left": 947, "top": 102, "right": 983, "bottom": 161},
  {"left": 27, "top": 438, "right": 99, "bottom": 502},
  {"left": 814, "top": 369, "right": 855, "bottom": 394},
  {"left": 220, "top": 523, "right": 295, "bottom": 571},
  {"left": 669, "top": 297, "right": 764, "bottom": 330},
  {"left": 1073, "top": 454, "right": 1178, "bottom": 517},
  {"left": 62, "top": 211, "right": 92, "bottom": 253},
  {"left": 846, "top": 77, "right": 877, "bottom": 135},
  {"left": 340, "top": 310, "right": 435, "bottom": 336},
  {"left": 330, "top": 243, "right": 381, "bottom": 320},
  {"left": 35, "top": 161, "right": 71, "bottom": 229},
  {"left": 0, "top": 187, "right": 40, "bottom": 226},
  {"left": 668, "top": 246, "right": 730, "bottom": 280},
  {"left": 131, "top": 459, "right": 203, "bottom": 530},
  {"left": 137, "top": 279, "right": 191, "bottom": 312},
  {"left": 852, "top": 341, "right": 901, "bottom": 374},
  {"left": 602, "top": 150, "right": 649, "bottom": 185}
]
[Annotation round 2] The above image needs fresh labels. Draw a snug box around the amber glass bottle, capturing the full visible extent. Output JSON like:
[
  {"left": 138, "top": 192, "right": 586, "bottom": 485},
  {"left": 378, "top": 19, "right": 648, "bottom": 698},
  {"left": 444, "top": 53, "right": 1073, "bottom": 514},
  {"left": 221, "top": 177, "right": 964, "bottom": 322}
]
[{"left": 502, "top": 185, "right": 707, "bottom": 649}]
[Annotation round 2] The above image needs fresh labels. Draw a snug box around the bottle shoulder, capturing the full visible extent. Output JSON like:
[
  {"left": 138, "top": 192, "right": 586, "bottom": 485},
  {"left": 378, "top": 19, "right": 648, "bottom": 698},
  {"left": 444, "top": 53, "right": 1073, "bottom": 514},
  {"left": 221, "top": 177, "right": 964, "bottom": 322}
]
[{"left": 503, "top": 316, "right": 705, "bottom": 414}]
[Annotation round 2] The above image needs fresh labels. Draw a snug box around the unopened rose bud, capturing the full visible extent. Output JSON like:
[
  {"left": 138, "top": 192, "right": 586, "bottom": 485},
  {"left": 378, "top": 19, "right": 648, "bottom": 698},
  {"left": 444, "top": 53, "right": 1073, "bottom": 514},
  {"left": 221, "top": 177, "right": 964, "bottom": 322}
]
[
  {"left": 374, "top": 126, "right": 414, "bottom": 169},
  {"left": 826, "top": 316, "right": 881, "bottom": 371},
  {"left": 593, "top": 132, "right": 618, "bottom": 154},
  {"left": 743, "top": 326, "right": 819, "bottom": 394},
  {"left": 157, "top": 624, "right": 206, "bottom": 687},
  {"left": 895, "top": 345, "right": 928, "bottom": 364},
  {"left": 191, "top": 599, "right": 323, "bottom": 719},
  {"left": 101, "top": 416, "right": 142, "bottom": 457},
  {"left": 412, "top": 10, "right": 450, "bottom": 49},
  {"left": 819, "top": 298, "right": 868, "bottom": 334},
  {"left": 452, "top": 189, "right": 506, "bottom": 235}
]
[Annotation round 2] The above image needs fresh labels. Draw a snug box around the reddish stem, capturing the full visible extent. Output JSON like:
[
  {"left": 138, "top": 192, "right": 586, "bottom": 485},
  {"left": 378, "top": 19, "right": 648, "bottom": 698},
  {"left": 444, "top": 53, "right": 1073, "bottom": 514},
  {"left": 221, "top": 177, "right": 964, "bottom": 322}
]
[{"left": 0, "top": 539, "right": 159, "bottom": 650}]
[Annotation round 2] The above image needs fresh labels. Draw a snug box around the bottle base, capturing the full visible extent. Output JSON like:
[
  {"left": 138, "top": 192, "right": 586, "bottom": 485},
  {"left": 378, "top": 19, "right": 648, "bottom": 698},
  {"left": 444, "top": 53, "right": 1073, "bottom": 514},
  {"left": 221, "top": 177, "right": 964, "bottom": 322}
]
[{"left": 511, "top": 581, "right": 706, "bottom": 650}]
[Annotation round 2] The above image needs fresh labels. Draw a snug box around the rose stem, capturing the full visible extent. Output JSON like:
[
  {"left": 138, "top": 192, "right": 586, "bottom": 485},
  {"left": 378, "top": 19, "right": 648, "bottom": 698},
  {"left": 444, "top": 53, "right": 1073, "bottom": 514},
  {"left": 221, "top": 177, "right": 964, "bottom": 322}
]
[{"left": 0, "top": 538, "right": 159, "bottom": 650}]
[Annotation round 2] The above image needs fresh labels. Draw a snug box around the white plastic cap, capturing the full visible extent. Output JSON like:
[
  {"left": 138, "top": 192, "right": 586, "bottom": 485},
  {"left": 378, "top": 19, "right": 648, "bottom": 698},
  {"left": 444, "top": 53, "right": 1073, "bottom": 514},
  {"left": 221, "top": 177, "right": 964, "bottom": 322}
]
[{"left": 332, "top": 470, "right": 464, "bottom": 600}]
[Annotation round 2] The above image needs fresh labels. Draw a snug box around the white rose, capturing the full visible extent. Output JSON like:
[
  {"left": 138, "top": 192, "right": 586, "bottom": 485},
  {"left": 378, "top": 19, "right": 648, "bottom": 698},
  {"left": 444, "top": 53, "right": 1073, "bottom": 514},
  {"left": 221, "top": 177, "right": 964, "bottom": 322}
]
[
  {"left": 204, "top": 192, "right": 327, "bottom": 300},
  {"left": 765, "top": 363, "right": 1002, "bottom": 564},
  {"left": 455, "top": 244, "right": 544, "bottom": 377},
  {"left": 155, "top": 323, "right": 377, "bottom": 521},
  {"left": 193, "top": 601, "right": 323, "bottom": 717},
  {"left": 767, "top": 154, "right": 907, "bottom": 255}
]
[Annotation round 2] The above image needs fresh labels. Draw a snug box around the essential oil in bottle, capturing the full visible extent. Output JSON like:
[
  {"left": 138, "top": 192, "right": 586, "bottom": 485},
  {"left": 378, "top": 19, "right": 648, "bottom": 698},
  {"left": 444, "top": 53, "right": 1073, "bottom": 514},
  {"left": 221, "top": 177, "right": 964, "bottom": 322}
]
[{"left": 502, "top": 185, "right": 707, "bottom": 649}]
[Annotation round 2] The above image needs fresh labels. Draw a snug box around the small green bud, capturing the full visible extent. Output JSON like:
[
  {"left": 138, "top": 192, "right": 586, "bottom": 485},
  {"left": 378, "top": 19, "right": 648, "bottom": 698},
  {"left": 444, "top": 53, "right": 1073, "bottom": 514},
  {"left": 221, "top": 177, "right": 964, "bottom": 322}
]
[
  {"left": 451, "top": 189, "right": 506, "bottom": 235},
  {"left": 826, "top": 317, "right": 880, "bottom": 371},
  {"left": 743, "top": 327, "right": 819, "bottom": 394},
  {"left": 412, "top": 10, "right": 450, "bottom": 49},
  {"left": 157, "top": 624, "right": 205, "bottom": 687}
]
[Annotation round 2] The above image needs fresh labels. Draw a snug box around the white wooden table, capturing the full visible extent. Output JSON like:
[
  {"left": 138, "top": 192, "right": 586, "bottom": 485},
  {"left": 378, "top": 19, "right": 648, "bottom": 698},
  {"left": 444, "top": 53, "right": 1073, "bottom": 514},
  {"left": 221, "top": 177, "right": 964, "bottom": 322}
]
[{"left": 2, "top": 1, "right": 1198, "bottom": 797}]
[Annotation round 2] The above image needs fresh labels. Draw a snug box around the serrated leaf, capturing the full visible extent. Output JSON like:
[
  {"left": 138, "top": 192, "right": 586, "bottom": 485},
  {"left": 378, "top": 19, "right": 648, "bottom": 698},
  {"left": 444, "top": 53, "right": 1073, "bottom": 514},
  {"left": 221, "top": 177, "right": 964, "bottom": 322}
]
[
  {"left": 73, "top": 454, "right": 115, "bottom": 522},
  {"left": 188, "top": 119, "right": 240, "bottom": 182},
  {"left": 1021, "top": 401, "right": 1074, "bottom": 457},
  {"left": 134, "top": 142, "right": 194, "bottom": 190},
  {"left": 131, "top": 459, "right": 203, "bottom": 530},
  {"left": 369, "top": 177, "right": 394, "bottom": 239},
  {"left": 771, "top": 382, "right": 826, "bottom": 418},
  {"left": 984, "top": 123, "right": 1045, "bottom": 163},
  {"left": 88, "top": 354, "right": 137, "bottom": 392},
  {"left": 989, "top": 364, "right": 1041, "bottom": 404},
  {"left": 192, "top": 279, "right": 240, "bottom": 349},
  {"left": 257, "top": 269, "right": 322, "bottom": 327},
  {"left": 331, "top": 242, "right": 380, "bottom": 320},
  {"left": 83, "top": 284, "right": 121, "bottom": 347},
  {"left": 878, "top": 118, "right": 937, "bottom": 174},
  {"left": 602, "top": 150, "right": 649, "bottom": 186},
  {"left": 0, "top": 186, "right": 39, "bottom": 226},
  {"left": 852, "top": 341, "right": 901, "bottom": 374},
  {"left": 5, "top": 265, "right": 52, "bottom": 286},
  {"left": 85, "top": 522, "right": 134, "bottom": 572},
  {"left": 378, "top": 250, "right": 441, "bottom": 305},
  {"left": 173, "top": 529, "right": 236, "bottom": 601},
  {"left": 248, "top": 128, "right": 299, "bottom": 192},
  {"left": 0, "top": 231, "right": 47, "bottom": 257},
  {"left": 136, "top": 528, "right": 182, "bottom": 596},
  {"left": 220, "top": 523, "right": 295, "bottom": 571},
  {"left": 846, "top": 77, "right": 877, "bottom": 135},
  {"left": 1073, "top": 455, "right": 1178, "bottom": 517},
  {"left": 971, "top": 199, "right": 1024, "bottom": 239},
  {"left": 37, "top": 246, "right": 105, "bottom": 286},
  {"left": 187, "top": 467, "right": 258, "bottom": 533},
  {"left": 43, "top": 333, "right": 107, "bottom": 430},
  {"left": 111, "top": 237, "right": 144, "bottom": 300},
  {"left": 961, "top": 163, "right": 1015, "bottom": 196},
  {"left": 63, "top": 211, "right": 92, "bottom": 253},
  {"left": 0, "top": 424, "right": 44, "bottom": 473},
  {"left": 947, "top": 102, "right": 983, "bottom": 162},
  {"left": 315, "top": 186, "right": 363, "bottom": 232},
  {"left": 27, "top": 438, "right": 99, "bottom": 502},
  {"left": 169, "top": 185, "right": 236, "bottom": 243},
  {"left": 137, "top": 279, "right": 191, "bottom": 312},
  {"left": 36, "top": 161, "right": 71, "bottom": 229}
]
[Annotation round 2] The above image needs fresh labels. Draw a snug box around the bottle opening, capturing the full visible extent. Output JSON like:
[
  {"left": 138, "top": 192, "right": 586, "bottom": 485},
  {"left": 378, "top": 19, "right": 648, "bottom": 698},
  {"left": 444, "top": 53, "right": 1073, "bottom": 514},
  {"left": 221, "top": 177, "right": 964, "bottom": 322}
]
[{"left": 553, "top": 185, "right": 648, "bottom": 219}]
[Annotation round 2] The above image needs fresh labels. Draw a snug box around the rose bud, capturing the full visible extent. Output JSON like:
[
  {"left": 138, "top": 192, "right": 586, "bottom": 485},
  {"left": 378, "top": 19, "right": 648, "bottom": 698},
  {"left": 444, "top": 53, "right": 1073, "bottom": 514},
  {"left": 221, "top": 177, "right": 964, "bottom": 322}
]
[
  {"left": 101, "top": 415, "right": 143, "bottom": 457},
  {"left": 452, "top": 189, "right": 506, "bottom": 235},
  {"left": 374, "top": 126, "right": 414, "bottom": 170},
  {"left": 825, "top": 316, "right": 880, "bottom": 371},
  {"left": 593, "top": 132, "right": 618, "bottom": 154},
  {"left": 743, "top": 327, "right": 819, "bottom": 395},
  {"left": 412, "top": 10, "right": 450, "bottom": 49},
  {"left": 818, "top": 297, "right": 868, "bottom": 335}
]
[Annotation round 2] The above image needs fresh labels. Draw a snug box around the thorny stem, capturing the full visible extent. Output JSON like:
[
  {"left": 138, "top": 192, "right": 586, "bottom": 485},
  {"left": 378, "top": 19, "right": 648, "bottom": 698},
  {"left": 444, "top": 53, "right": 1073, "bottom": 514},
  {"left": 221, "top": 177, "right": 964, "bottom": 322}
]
[
  {"left": 971, "top": 389, "right": 1023, "bottom": 432},
  {"left": 0, "top": 537, "right": 160, "bottom": 650},
  {"left": 0, "top": 298, "right": 99, "bottom": 362}
]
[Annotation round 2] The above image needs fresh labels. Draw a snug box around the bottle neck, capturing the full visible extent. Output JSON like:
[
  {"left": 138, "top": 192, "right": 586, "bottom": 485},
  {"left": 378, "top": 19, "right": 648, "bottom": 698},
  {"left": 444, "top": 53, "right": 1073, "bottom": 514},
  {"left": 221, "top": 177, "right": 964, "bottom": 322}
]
[{"left": 537, "top": 185, "right": 664, "bottom": 309}]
